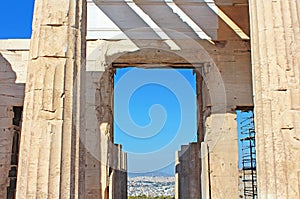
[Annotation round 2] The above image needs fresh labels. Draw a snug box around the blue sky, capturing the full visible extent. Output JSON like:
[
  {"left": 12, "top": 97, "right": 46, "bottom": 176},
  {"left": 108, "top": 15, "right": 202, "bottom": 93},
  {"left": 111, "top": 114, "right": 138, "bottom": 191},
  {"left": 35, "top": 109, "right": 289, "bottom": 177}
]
[
  {"left": 236, "top": 110, "right": 255, "bottom": 169},
  {"left": 114, "top": 68, "right": 197, "bottom": 174},
  {"left": 0, "top": 1, "right": 34, "bottom": 39}
]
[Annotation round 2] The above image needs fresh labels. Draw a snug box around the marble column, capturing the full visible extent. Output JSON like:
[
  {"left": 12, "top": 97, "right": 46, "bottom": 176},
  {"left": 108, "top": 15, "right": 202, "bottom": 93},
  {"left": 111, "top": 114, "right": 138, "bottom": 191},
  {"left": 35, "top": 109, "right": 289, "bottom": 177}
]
[
  {"left": 16, "top": 0, "right": 87, "bottom": 198},
  {"left": 249, "top": 0, "right": 300, "bottom": 198}
]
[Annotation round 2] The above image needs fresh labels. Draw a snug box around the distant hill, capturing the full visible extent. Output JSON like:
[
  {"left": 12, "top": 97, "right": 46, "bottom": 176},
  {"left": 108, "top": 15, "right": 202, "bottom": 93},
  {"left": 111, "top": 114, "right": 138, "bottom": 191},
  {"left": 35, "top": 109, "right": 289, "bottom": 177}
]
[
  {"left": 128, "top": 171, "right": 173, "bottom": 178},
  {"left": 128, "top": 163, "right": 175, "bottom": 178}
]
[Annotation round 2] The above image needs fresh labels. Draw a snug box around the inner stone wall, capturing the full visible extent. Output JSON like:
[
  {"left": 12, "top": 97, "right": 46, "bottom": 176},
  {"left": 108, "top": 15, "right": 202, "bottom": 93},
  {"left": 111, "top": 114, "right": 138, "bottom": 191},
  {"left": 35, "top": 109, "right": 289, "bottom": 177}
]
[{"left": 0, "top": 40, "right": 28, "bottom": 199}]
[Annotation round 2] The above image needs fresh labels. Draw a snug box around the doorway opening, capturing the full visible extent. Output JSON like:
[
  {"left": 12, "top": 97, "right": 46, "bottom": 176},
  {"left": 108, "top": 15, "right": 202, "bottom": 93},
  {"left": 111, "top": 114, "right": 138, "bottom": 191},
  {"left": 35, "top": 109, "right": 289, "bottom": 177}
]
[{"left": 114, "top": 66, "right": 198, "bottom": 198}]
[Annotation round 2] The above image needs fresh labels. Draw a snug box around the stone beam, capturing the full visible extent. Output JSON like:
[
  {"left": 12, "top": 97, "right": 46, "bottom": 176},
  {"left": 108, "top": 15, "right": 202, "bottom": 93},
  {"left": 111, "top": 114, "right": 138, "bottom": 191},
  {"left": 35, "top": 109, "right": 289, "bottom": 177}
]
[
  {"left": 16, "top": 0, "right": 87, "bottom": 198},
  {"left": 249, "top": 0, "right": 300, "bottom": 198}
]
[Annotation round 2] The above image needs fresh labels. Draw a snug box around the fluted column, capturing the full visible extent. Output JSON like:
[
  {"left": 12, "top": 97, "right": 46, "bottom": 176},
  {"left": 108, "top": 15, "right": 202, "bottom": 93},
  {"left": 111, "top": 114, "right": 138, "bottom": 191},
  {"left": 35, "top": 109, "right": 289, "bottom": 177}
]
[
  {"left": 16, "top": 0, "right": 87, "bottom": 198},
  {"left": 249, "top": 0, "right": 300, "bottom": 198}
]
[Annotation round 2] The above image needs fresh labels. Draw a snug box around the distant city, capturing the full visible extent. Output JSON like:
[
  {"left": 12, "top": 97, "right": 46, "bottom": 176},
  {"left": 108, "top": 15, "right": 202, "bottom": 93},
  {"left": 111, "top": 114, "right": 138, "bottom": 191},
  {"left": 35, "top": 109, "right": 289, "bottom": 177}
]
[{"left": 128, "top": 176, "right": 175, "bottom": 197}]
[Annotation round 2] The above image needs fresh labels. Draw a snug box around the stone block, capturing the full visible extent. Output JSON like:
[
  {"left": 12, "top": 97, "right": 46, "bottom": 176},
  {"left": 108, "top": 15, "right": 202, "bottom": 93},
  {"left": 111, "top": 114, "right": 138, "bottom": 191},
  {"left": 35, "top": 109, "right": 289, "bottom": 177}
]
[
  {"left": 291, "top": 89, "right": 300, "bottom": 110},
  {"left": 0, "top": 95, "right": 24, "bottom": 107},
  {"left": 0, "top": 118, "right": 12, "bottom": 128},
  {"left": 0, "top": 72, "right": 17, "bottom": 83},
  {"left": 0, "top": 62, "right": 11, "bottom": 72},
  {"left": 31, "top": 26, "right": 69, "bottom": 58},
  {"left": 0, "top": 106, "right": 13, "bottom": 118},
  {"left": 0, "top": 85, "right": 25, "bottom": 96},
  {"left": 0, "top": 39, "right": 30, "bottom": 51}
]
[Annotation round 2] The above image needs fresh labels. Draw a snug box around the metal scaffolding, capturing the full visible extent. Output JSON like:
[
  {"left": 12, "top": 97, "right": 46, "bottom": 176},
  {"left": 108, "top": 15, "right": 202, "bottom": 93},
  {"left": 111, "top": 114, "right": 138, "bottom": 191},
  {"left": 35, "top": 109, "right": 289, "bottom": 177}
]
[{"left": 240, "top": 111, "right": 257, "bottom": 199}]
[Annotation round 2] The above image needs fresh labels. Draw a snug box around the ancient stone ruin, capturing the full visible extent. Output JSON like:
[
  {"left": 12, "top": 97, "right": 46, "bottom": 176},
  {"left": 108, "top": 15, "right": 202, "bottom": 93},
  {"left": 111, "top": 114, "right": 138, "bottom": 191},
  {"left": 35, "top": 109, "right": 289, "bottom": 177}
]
[{"left": 0, "top": 0, "right": 299, "bottom": 198}]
